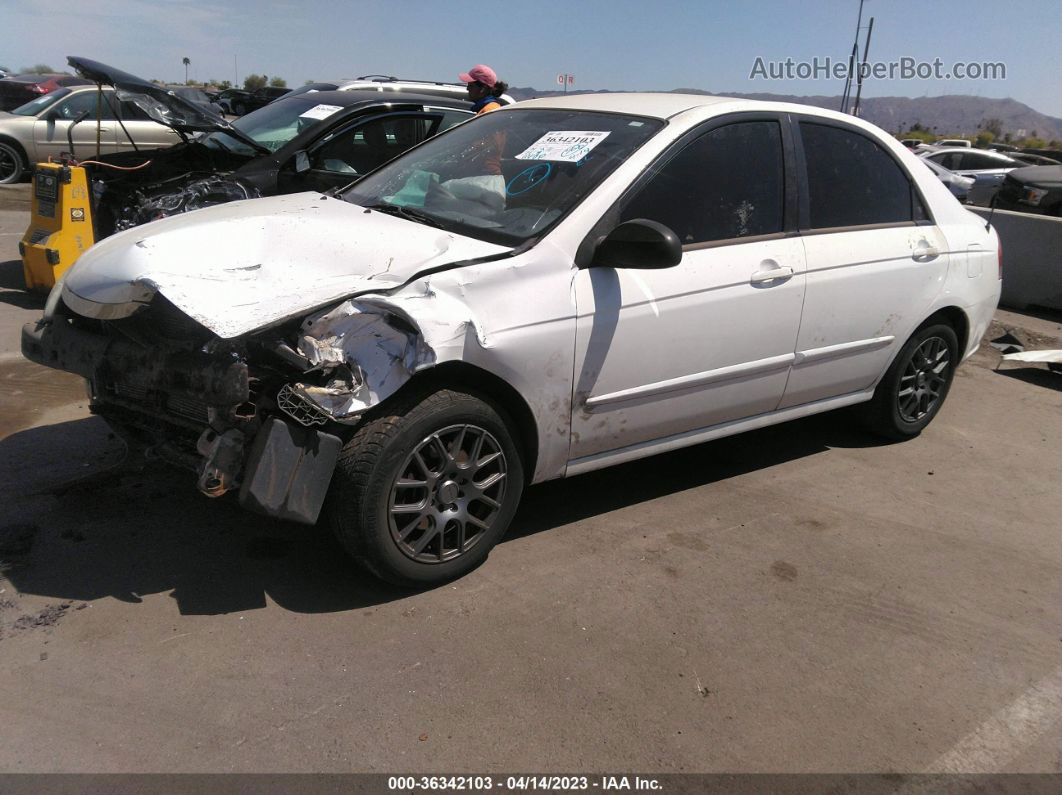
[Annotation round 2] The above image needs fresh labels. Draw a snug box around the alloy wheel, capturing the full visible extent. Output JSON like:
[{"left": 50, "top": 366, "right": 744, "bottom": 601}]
[
  {"left": 0, "top": 148, "right": 17, "bottom": 182},
  {"left": 388, "top": 424, "right": 508, "bottom": 564},
  {"left": 897, "top": 335, "right": 951, "bottom": 423}
]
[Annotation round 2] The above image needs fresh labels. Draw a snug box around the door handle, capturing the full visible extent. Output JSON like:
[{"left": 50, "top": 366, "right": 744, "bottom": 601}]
[
  {"left": 750, "top": 265, "right": 794, "bottom": 284},
  {"left": 913, "top": 243, "right": 940, "bottom": 261}
]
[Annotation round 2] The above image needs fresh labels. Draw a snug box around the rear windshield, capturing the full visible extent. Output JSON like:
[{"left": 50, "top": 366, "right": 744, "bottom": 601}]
[{"left": 343, "top": 108, "right": 665, "bottom": 246}]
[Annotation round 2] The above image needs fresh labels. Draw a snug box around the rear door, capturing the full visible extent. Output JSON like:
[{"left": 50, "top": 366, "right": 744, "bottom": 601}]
[
  {"left": 32, "top": 89, "right": 118, "bottom": 160},
  {"left": 113, "top": 98, "right": 182, "bottom": 152},
  {"left": 570, "top": 115, "right": 806, "bottom": 460},
  {"left": 778, "top": 118, "right": 949, "bottom": 408}
]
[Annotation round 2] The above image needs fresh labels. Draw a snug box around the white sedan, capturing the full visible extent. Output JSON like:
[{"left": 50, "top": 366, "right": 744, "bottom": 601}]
[{"left": 24, "top": 93, "right": 1002, "bottom": 586}]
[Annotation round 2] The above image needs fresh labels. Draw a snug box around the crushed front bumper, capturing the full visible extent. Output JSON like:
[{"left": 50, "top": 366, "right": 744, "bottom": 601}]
[{"left": 21, "top": 319, "right": 341, "bottom": 525}]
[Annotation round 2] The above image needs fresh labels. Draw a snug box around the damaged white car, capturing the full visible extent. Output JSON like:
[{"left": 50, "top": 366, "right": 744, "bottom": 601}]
[{"left": 23, "top": 94, "right": 1002, "bottom": 586}]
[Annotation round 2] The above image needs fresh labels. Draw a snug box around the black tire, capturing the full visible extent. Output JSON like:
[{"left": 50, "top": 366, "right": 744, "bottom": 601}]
[
  {"left": 0, "top": 141, "right": 25, "bottom": 185},
  {"left": 327, "top": 387, "right": 525, "bottom": 587},
  {"left": 861, "top": 322, "right": 959, "bottom": 440}
]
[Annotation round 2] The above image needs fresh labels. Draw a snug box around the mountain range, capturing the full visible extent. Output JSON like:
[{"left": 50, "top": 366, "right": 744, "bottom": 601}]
[{"left": 507, "top": 88, "right": 1062, "bottom": 142}]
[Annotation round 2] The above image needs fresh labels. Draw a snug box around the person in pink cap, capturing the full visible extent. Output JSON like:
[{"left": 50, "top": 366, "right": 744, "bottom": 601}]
[{"left": 458, "top": 64, "right": 509, "bottom": 114}]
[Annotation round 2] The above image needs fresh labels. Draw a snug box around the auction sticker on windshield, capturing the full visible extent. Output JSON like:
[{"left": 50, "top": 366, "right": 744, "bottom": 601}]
[
  {"left": 299, "top": 104, "right": 343, "bottom": 120},
  {"left": 516, "top": 131, "right": 610, "bottom": 162}
]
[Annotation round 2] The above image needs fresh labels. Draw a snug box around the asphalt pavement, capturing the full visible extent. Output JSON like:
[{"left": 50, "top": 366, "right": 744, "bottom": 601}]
[{"left": 1, "top": 186, "right": 1061, "bottom": 773}]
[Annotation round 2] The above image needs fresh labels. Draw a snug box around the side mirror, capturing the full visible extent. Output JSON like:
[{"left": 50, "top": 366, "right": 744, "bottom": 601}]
[
  {"left": 590, "top": 218, "right": 682, "bottom": 270},
  {"left": 294, "top": 150, "right": 310, "bottom": 173}
]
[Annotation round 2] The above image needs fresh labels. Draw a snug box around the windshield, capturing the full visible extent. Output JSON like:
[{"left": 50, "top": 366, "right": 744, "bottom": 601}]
[
  {"left": 342, "top": 109, "right": 664, "bottom": 246},
  {"left": 11, "top": 88, "right": 71, "bottom": 116},
  {"left": 202, "top": 95, "right": 349, "bottom": 156}
]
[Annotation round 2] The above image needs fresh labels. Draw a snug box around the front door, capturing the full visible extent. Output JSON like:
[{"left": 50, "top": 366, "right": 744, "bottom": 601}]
[
  {"left": 282, "top": 110, "right": 472, "bottom": 194},
  {"left": 32, "top": 90, "right": 118, "bottom": 161},
  {"left": 570, "top": 117, "right": 806, "bottom": 462}
]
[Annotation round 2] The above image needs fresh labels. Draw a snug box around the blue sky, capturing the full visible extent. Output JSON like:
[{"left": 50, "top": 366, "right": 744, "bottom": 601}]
[{"left": 3, "top": 0, "right": 1061, "bottom": 117}]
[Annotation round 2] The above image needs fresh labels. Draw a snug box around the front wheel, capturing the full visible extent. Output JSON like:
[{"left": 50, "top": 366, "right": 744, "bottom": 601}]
[
  {"left": 0, "top": 142, "right": 24, "bottom": 185},
  {"left": 327, "top": 387, "right": 525, "bottom": 587},
  {"left": 861, "top": 322, "right": 959, "bottom": 439}
]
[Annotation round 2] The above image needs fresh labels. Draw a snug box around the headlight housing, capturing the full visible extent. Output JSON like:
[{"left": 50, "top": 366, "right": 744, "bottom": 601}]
[{"left": 1021, "top": 186, "right": 1049, "bottom": 206}]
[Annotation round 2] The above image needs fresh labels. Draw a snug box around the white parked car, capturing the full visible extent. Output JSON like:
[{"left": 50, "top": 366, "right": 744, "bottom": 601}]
[
  {"left": 934, "top": 138, "right": 972, "bottom": 148},
  {"left": 23, "top": 94, "right": 1001, "bottom": 586}
]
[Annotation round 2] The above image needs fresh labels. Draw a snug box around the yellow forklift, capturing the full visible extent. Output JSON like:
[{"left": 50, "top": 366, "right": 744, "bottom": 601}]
[{"left": 19, "top": 90, "right": 106, "bottom": 292}]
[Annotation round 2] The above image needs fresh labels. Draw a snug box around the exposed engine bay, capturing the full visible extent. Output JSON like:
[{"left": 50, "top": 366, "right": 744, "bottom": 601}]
[{"left": 87, "top": 143, "right": 256, "bottom": 238}]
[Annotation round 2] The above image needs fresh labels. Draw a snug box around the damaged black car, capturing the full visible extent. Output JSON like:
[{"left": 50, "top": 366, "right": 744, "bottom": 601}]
[{"left": 66, "top": 58, "right": 476, "bottom": 240}]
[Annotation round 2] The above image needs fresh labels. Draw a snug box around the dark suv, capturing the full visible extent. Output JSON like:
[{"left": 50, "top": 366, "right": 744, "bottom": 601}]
[
  {"left": 216, "top": 86, "right": 290, "bottom": 115},
  {"left": 996, "top": 165, "right": 1062, "bottom": 217}
]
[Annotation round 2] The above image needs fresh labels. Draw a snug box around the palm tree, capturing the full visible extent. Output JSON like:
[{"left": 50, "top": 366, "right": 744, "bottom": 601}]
[{"left": 182, "top": 57, "right": 190, "bottom": 84}]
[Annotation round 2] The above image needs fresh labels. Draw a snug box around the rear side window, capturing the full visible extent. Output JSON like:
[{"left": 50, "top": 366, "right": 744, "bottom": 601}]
[
  {"left": 621, "top": 120, "right": 785, "bottom": 244},
  {"left": 959, "top": 152, "right": 1005, "bottom": 170},
  {"left": 800, "top": 122, "right": 918, "bottom": 228}
]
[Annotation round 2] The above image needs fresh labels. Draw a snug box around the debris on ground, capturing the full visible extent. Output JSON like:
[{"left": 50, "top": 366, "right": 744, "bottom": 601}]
[
  {"left": 1002, "top": 349, "right": 1062, "bottom": 373},
  {"left": 990, "top": 331, "right": 1026, "bottom": 354},
  {"left": 12, "top": 603, "right": 71, "bottom": 632}
]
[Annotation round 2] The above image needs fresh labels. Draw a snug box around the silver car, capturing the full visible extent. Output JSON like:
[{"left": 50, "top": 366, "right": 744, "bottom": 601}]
[
  {"left": 0, "top": 84, "right": 182, "bottom": 183},
  {"left": 918, "top": 156, "right": 975, "bottom": 202}
]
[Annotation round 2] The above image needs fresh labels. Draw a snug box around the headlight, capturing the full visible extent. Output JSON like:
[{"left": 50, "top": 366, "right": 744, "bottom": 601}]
[{"left": 1021, "top": 187, "right": 1048, "bottom": 206}]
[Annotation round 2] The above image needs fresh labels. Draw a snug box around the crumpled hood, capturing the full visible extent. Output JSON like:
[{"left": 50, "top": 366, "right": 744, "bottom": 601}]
[{"left": 62, "top": 192, "right": 509, "bottom": 338}]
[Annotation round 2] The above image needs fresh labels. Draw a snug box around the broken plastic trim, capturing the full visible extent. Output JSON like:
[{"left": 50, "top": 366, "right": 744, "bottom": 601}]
[{"left": 291, "top": 288, "right": 487, "bottom": 423}]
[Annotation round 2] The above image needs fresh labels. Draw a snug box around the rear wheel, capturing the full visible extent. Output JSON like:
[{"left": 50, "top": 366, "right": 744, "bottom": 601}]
[
  {"left": 861, "top": 322, "right": 959, "bottom": 439},
  {"left": 327, "top": 387, "right": 524, "bottom": 587},
  {"left": 0, "top": 142, "right": 25, "bottom": 184}
]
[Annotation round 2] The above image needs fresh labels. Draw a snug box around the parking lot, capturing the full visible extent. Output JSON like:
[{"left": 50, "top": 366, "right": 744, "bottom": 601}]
[{"left": 1, "top": 182, "right": 1061, "bottom": 773}]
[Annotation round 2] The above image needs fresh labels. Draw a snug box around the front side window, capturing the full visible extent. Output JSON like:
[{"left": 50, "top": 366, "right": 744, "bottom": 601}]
[
  {"left": 312, "top": 115, "right": 437, "bottom": 174},
  {"left": 50, "top": 91, "right": 116, "bottom": 121},
  {"left": 801, "top": 122, "right": 917, "bottom": 228},
  {"left": 342, "top": 109, "right": 664, "bottom": 246},
  {"left": 619, "top": 120, "right": 785, "bottom": 244}
]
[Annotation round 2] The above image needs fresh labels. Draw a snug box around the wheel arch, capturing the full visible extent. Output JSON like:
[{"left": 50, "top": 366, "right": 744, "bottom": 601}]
[
  {"left": 395, "top": 361, "right": 541, "bottom": 483},
  {"left": 0, "top": 135, "right": 30, "bottom": 170},
  {"left": 921, "top": 304, "right": 970, "bottom": 356}
]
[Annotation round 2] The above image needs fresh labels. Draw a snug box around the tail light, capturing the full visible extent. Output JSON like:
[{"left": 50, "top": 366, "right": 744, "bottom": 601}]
[
  {"left": 998, "top": 241, "right": 1003, "bottom": 280},
  {"left": 29, "top": 84, "right": 48, "bottom": 94}
]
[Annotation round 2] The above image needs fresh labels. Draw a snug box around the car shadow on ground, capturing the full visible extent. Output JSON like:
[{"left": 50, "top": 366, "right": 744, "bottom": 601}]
[
  {"left": 995, "top": 366, "right": 1062, "bottom": 392},
  {"left": 0, "top": 411, "right": 891, "bottom": 617},
  {"left": 0, "top": 259, "right": 45, "bottom": 309}
]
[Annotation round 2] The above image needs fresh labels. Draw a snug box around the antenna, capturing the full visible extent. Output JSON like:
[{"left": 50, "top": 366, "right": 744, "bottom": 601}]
[{"left": 985, "top": 190, "right": 998, "bottom": 232}]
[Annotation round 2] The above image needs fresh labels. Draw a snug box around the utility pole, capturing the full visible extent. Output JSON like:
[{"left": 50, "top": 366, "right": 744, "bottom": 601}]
[
  {"left": 852, "top": 16, "right": 874, "bottom": 117},
  {"left": 839, "top": 0, "right": 867, "bottom": 114},
  {"left": 234, "top": 55, "right": 238, "bottom": 87}
]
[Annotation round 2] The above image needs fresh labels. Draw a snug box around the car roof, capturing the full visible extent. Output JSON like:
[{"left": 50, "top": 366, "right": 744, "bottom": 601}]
[
  {"left": 270, "top": 89, "right": 470, "bottom": 109},
  {"left": 924, "top": 147, "right": 1014, "bottom": 158},
  {"left": 511, "top": 92, "right": 739, "bottom": 119}
]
